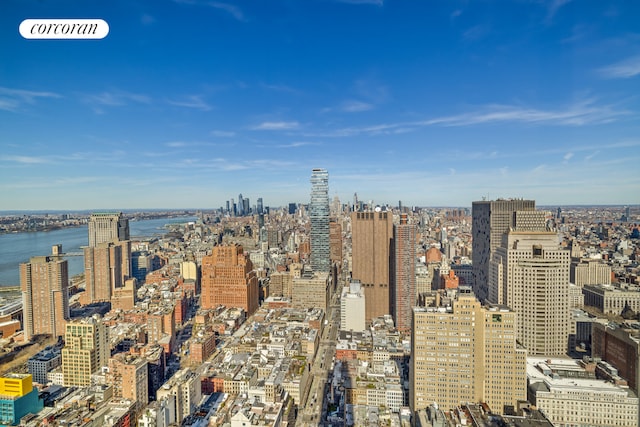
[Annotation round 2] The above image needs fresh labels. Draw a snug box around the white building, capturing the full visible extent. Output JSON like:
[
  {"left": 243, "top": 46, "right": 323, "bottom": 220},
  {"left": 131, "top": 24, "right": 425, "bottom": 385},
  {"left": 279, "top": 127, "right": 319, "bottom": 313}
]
[
  {"left": 527, "top": 357, "right": 639, "bottom": 427},
  {"left": 156, "top": 368, "right": 202, "bottom": 424},
  {"left": 341, "top": 280, "right": 366, "bottom": 332}
]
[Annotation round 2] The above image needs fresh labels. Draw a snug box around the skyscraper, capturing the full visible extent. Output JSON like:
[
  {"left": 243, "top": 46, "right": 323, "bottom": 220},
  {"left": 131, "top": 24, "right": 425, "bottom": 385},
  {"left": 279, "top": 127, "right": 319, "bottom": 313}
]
[
  {"left": 351, "top": 209, "right": 393, "bottom": 323},
  {"left": 472, "top": 198, "right": 535, "bottom": 302},
  {"left": 88, "top": 212, "right": 129, "bottom": 247},
  {"left": 238, "top": 194, "right": 244, "bottom": 216},
  {"left": 392, "top": 214, "right": 416, "bottom": 333},
  {"left": 310, "top": 168, "right": 330, "bottom": 273},
  {"left": 257, "top": 197, "right": 263, "bottom": 215},
  {"left": 490, "top": 228, "right": 571, "bottom": 355},
  {"left": 410, "top": 288, "right": 526, "bottom": 413},
  {"left": 81, "top": 242, "right": 123, "bottom": 305},
  {"left": 20, "top": 252, "right": 70, "bottom": 341},
  {"left": 201, "top": 245, "right": 259, "bottom": 315},
  {"left": 85, "top": 213, "right": 131, "bottom": 306},
  {"left": 243, "top": 197, "right": 250, "bottom": 216}
]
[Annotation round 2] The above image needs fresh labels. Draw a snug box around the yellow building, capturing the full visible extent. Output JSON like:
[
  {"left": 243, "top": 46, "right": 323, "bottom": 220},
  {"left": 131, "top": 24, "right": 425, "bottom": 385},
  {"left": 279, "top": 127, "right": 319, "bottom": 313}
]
[
  {"left": 410, "top": 288, "right": 526, "bottom": 414},
  {"left": 62, "top": 315, "right": 109, "bottom": 386},
  {"left": 0, "top": 374, "right": 32, "bottom": 397}
]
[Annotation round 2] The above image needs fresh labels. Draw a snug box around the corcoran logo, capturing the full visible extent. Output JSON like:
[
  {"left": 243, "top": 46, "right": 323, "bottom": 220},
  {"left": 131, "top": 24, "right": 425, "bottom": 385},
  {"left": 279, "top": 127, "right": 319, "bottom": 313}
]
[{"left": 19, "top": 19, "right": 109, "bottom": 39}]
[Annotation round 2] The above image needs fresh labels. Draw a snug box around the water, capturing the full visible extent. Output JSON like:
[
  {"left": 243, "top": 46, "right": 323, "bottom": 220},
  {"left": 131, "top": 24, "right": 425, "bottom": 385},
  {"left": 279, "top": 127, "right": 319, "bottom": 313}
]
[{"left": 0, "top": 216, "right": 197, "bottom": 287}]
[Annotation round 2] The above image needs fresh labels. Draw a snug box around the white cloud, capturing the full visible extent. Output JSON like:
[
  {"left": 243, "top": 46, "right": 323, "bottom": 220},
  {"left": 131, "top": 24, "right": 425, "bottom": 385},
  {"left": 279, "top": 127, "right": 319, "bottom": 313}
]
[
  {"left": 0, "top": 155, "right": 52, "bottom": 165},
  {"left": 545, "top": 0, "right": 572, "bottom": 24},
  {"left": 276, "top": 142, "right": 318, "bottom": 148},
  {"left": 598, "top": 56, "right": 640, "bottom": 79},
  {"left": 210, "top": 2, "right": 246, "bottom": 21},
  {"left": 252, "top": 121, "right": 300, "bottom": 130},
  {"left": 0, "top": 86, "right": 61, "bottom": 112},
  {"left": 167, "top": 95, "right": 212, "bottom": 111},
  {"left": 421, "top": 99, "right": 627, "bottom": 127},
  {"left": 341, "top": 100, "right": 374, "bottom": 112},
  {"left": 87, "top": 90, "right": 151, "bottom": 107}
]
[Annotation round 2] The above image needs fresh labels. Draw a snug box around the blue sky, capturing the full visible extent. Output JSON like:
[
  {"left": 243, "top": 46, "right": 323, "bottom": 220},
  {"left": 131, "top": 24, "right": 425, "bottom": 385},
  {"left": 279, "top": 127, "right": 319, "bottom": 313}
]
[{"left": 1, "top": 0, "right": 639, "bottom": 210}]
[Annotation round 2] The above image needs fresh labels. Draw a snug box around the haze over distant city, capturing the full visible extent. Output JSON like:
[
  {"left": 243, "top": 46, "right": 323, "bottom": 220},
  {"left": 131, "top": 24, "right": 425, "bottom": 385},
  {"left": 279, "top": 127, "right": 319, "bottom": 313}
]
[{"left": 1, "top": 1, "right": 639, "bottom": 210}]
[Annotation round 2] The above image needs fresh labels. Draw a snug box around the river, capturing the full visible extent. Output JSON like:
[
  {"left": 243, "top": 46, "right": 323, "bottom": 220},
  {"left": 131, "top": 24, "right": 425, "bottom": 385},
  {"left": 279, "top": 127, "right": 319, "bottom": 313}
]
[{"left": 0, "top": 216, "right": 197, "bottom": 287}]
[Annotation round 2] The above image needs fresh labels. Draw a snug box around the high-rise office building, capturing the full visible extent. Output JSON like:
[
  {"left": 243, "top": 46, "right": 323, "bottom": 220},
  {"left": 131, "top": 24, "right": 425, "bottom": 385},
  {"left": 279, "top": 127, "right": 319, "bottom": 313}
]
[
  {"left": 243, "top": 197, "right": 250, "bottom": 216},
  {"left": 490, "top": 229, "right": 571, "bottom": 356},
  {"left": 310, "top": 168, "right": 330, "bottom": 273},
  {"left": 88, "top": 212, "right": 129, "bottom": 247},
  {"left": 201, "top": 245, "right": 259, "bottom": 315},
  {"left": 82, "top": 242, "right": 123, "bottom": 305},
  {"left": 472, "top": 198, "right": 535, "bottom": 302},
  {"left": 410, "top": 288, "right": 526, "bottom": 414},
  {"left": 257, "top": 197, "right": 263, "bottom": 215},
  {"left": 392, "top": 214, "right": 416, "bottom": 333},
  {"left": 20, "top": 252, "right": 69, "bottom": 341},
  {"left": 237, "top": 194, "right": 244, "bottom": 216},
  {"left": 62, "top": 315, "right": 109, "bottom": 386},
  {"left": 351, "top": 209, "right": 393, "bottom": 323},
  {"left": 329, "top": 220, "right": 342, "bottom": 266},
  {"left": 85, "top": 213, "right": 131, "bottom": 306}
]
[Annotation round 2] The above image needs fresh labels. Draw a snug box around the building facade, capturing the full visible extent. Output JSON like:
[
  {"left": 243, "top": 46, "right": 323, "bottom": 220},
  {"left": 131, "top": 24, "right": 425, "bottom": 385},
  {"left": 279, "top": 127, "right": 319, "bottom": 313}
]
[
  {"left": 292, "top": 271, "right": 330, "bottom": 313},
  {"left": 20, "top": 253, "right": 69, "bottom": 341},
  {"left": 351, "top": 210, "right": 393, "bottom": 324},
  {"left": 472, "top": 199, "right": 536, "bottom": 302},
  {"left": 108, "top": 354, "right": 149, "bottom": 412},
  {"left": 490, "top": 230, "right": 571, "bottom": 356},
  {"left": 341, "top": 280, "right": 366, "bottom": 332},
  {"left": 527, "top": 357, "right": 639, "bottom": 427},
  {"left": 0, "top": 374, "right": 43, "bottom": 426},
  {"left": 201, "top": 245, "right": 259, "bottom": 315},
  {"left": 571, "top": 260, "right": 612, "bottom": 287},
  {"left": 62, "top": 315, "right": 109, "bottom": 386},
  {"left": 410, "top": 288, "right": 526, "bottom": 414},
  {"left": 88, "top": 212, "right": 130, "bottom": 247},
  {"left": 392, "top": 214, "right": 416, "bottom": 333},
  {"left": 310, "top": 168, "right": 330, "bottom": 273}
]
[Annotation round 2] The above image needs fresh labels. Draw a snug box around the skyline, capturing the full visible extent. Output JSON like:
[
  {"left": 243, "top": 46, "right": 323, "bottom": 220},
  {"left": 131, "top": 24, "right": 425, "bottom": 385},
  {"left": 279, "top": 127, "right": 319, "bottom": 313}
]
[{"left": 1, "top": 1, "right": 639, "bottom": 209}]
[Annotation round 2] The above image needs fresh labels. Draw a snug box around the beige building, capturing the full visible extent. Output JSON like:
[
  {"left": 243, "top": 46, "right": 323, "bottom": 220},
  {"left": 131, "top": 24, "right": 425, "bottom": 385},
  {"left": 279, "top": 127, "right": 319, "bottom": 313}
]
[
  {"left": 490, "top": 230, "right": 571, "bottom": 356},
  {"left": 472, "top": 199, "right": 536, "bottom": 302},
  {"left": 88, "top": 212, "right": 129, "bottom": 247},
  {"left": 583, "top": 284, "right": 640, "bottom": 315},
  {"left": 20, "top": 252, "right": 70, "bottom": 340},
  {"left": 292, "top": 270, "right": 329, "bottom": 312},
  {"left": 351, "top": 210, "right": 393, "bottom": 323},
  {"left": 410, "top": 288, "right": 526, "bottom": 414},
  {"left": 62, "top": 315, "right": 109, "bottom": 386},
  {"left": 571, "top": 259, "right": 612, "bottom": 287},
  {"left": 527, "top": 357, "right": 639, "bottom": 427},
  {"left": 268, "top": 271, "right": 293, "bottom": 299}
]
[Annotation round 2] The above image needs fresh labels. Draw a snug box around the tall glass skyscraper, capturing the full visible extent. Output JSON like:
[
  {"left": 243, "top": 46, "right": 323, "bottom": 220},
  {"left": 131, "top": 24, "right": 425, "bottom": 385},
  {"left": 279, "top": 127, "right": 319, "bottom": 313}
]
[{"left": 310, "top": 168, "right": 330, "bottom": 272}]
